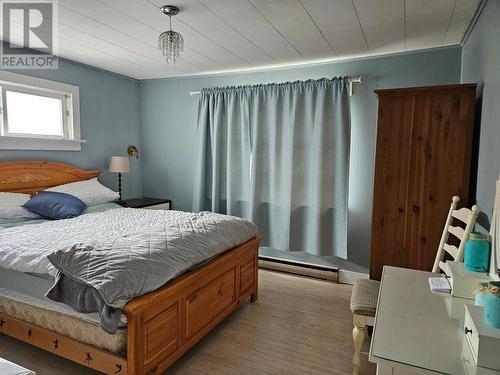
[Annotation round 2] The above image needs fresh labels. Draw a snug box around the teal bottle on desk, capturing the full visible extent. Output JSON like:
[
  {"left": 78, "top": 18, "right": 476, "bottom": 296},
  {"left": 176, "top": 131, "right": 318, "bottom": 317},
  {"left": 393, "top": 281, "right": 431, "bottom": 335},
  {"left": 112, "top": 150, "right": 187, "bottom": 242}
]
[
  {"left": 464, "top": 232, "right": 491, "bottom": 272},
  {"left": 484, "top": 281, "right": 500, "bottom": 329}
]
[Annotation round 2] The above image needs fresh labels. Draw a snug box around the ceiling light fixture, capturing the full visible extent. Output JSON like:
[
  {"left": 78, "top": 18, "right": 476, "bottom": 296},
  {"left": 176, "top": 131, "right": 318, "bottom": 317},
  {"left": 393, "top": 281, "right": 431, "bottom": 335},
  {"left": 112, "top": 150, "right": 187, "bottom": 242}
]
[{"left": 158, "top": 5, "right": 184, "bottom": 63}]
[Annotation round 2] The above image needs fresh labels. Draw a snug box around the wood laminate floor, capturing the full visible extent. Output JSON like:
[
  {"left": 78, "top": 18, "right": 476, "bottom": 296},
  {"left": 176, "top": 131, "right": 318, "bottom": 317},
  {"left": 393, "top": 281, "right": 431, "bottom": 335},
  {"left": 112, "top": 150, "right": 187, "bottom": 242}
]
[{"left": 0, "top": 270, "right": 376, "bottom": 374}]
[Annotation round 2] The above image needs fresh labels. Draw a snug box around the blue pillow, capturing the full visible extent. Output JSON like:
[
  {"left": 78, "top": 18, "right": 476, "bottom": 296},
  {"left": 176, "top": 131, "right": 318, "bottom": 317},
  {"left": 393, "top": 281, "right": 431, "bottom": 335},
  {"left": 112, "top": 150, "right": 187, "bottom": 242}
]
[{"left": 23, "top": 192, "right": 87, "bottom": 220}]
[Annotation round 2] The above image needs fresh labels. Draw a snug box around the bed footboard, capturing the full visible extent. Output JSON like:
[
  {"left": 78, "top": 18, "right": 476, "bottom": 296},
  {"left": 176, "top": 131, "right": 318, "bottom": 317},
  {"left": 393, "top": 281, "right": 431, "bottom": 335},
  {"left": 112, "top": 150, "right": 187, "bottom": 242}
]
[{"left": 123, "top": 237, "right": 261, "bottom": 375}]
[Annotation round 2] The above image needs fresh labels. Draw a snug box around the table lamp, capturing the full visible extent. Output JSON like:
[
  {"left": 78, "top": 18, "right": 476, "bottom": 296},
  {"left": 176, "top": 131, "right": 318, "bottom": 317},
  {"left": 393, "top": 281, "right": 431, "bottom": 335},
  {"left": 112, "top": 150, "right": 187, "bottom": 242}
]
[{"left": 109, "top": 156, "right": 130, "bottom": 201}]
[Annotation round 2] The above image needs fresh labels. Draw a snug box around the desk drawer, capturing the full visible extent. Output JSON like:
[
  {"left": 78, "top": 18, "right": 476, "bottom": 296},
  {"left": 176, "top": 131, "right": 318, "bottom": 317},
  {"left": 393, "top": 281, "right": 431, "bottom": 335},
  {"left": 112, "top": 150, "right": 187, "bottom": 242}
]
[
  {"left": 461, "top": 339, "right": 500, "bottom": 375},
  {"left": 464, "top": 305, "right": 500, "bottom": 370},
  {"left": 462, "top": 338, "right": 476, "bottom": 375},
  {"left": 464, "top": 307, "right": 480, "bottom": 364}
]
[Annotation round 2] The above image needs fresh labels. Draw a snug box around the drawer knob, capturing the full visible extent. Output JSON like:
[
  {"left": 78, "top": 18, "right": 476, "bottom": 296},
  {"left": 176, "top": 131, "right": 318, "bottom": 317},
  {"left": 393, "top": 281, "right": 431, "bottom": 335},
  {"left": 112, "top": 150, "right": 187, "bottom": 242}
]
[{"left": 464, "top": 327, "right": 473, "bottom": 335}]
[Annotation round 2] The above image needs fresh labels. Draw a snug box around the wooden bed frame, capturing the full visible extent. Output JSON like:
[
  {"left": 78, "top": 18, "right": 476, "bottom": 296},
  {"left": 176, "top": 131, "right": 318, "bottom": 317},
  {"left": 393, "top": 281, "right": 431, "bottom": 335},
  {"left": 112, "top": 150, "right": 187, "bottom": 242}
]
[{"left": 0, "top": 161, "right": 261, "bottom": 375}]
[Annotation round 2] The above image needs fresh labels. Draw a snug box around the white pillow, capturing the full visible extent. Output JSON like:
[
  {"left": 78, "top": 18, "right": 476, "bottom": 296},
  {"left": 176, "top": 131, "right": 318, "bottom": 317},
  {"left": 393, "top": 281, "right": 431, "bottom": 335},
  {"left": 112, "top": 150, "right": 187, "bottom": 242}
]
[
  {"left": 0, "top": 192, "right": 40, "bottom": 218},
  {"left": 45, "top": 177, "right": 119, "bottom": 206}
]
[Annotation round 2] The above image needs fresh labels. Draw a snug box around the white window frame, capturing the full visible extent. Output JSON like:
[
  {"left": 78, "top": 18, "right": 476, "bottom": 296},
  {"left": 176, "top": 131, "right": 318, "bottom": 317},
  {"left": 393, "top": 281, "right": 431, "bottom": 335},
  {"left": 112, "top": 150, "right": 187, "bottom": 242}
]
[{"left": 0, "top": 70, "right": 81, "bottom": 151}]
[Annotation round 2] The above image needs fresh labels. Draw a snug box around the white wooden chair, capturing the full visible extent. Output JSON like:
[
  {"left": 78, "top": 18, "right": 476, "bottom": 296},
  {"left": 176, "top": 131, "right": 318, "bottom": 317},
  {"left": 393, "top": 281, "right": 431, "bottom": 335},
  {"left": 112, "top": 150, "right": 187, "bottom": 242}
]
[
  {"left": 432, "top": 195, "right": 479, "bottom": 274},
  {"left": 351, "top": 195, "right": 479, "bottom": 375}
]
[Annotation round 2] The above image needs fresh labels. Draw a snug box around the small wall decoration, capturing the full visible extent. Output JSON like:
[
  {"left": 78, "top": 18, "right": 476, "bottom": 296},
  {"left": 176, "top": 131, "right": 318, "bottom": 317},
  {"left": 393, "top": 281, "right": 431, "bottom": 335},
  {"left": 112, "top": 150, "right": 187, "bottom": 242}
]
[{"left": 127, "top": 145, "right": 139, "bottom": 159}]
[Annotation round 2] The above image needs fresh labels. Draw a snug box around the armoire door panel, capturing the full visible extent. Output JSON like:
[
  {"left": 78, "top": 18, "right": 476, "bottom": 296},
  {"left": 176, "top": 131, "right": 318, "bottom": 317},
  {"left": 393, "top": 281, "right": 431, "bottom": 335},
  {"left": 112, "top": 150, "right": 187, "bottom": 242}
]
[
  {"left": 370, "top": 84, "right": 476, "bottom": 280},
  {"left": 407, "top": 92, "right": 470, "bottom": 273},
  {"left": 405, "top": 93, "right": 430, "bottom": 273},
  {"left": 370, "top": 95, "right": 415, "bottom": 279}
]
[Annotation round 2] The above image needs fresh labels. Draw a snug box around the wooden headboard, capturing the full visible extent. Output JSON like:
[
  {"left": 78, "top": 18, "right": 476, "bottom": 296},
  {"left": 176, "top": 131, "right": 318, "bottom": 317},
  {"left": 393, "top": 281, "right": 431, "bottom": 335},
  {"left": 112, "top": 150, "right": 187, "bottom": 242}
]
[{"left": 0, "top": 161, "right": 100, "bottom": 194}]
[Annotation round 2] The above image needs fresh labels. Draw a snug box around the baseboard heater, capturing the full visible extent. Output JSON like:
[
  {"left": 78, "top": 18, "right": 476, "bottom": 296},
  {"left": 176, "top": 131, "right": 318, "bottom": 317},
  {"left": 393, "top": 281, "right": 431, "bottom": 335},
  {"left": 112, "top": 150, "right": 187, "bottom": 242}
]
[{"left": 258, "top": 255, "right": 338, "bottom": 282}]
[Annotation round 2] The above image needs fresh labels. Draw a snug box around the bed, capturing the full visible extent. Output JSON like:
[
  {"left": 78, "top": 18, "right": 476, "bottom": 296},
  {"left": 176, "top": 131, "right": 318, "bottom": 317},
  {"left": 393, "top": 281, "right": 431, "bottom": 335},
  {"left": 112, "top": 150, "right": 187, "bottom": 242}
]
[{"left": 0, "top": 161, "right": 261, "bottom": 375}]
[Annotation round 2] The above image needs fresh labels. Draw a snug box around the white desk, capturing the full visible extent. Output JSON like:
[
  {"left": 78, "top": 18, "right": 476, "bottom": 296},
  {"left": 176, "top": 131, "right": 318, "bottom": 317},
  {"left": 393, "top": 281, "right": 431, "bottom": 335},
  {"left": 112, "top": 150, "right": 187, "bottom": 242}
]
[
  {"left": 369, "top": 266, "right": 500, "bottom": 375},
  {"left": 0, "top": 357, "right": 35, "bottom": 375}
]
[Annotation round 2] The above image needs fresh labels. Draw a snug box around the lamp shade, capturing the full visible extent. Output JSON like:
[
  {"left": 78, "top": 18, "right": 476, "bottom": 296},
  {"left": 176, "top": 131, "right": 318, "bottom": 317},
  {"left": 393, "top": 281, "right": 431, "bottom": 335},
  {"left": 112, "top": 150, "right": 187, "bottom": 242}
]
[{"left": 109, "top": 156, "right": 130, "bottom": 173}]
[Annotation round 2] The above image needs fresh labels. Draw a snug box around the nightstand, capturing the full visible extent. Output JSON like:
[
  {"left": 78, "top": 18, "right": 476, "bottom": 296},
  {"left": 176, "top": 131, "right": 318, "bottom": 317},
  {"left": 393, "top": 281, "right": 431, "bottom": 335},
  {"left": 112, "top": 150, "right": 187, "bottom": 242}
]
[{"left": 117, "top": 197, "right": 171, "bottom": 210}]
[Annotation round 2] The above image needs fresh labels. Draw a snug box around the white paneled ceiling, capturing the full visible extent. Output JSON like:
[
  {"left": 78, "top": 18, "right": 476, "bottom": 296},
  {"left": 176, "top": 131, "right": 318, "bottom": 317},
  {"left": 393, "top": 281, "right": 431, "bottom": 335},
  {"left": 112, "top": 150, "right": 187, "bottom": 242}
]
[{"left": 2, "top": 0, "right": 481, "bottom": 79}]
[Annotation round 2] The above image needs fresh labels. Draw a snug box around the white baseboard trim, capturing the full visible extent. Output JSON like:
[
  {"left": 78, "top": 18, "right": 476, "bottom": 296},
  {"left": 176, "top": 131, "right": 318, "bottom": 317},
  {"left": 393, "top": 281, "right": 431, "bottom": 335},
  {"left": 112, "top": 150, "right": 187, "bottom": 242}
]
[{"left": 258, "top": 259, "right": 338, "bottom": 282}]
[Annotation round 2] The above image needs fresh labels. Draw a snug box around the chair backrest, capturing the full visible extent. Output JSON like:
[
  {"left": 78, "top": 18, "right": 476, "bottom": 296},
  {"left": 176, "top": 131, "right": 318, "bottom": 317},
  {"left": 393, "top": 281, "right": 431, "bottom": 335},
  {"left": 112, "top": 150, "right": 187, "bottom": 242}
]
[{"left": 432, "top": 196, "right": 480, "bottom": 273}]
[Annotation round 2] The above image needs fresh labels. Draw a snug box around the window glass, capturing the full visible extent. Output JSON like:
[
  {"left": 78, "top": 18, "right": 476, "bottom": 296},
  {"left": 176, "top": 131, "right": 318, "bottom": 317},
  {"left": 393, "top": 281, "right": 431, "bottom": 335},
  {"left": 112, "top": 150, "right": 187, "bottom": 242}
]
[{"left": 5, "top": 90, "right": 64, "bottom": 137}]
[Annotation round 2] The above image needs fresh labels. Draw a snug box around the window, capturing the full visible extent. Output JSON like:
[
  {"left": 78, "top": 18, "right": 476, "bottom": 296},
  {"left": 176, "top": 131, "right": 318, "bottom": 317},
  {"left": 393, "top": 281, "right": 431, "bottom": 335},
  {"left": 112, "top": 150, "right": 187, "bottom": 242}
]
[{"left": 0, "top": 71, "right": 81, "bottom": 151}]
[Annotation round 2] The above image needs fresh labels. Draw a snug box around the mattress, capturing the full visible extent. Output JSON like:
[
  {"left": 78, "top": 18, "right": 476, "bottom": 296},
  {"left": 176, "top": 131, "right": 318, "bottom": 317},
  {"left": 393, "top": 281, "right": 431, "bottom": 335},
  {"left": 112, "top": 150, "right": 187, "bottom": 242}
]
[
  {"left": 0, "top": 286, "right": 127, "bottom": 354},
  {"left": 0, "top": 268, "right": 100, "bottom": 322},
  {"left": 0, "top": 202, "right": 126, "bottom": 325},
  {"left": 0, "top": 258, "right": 128, "bottom": 355},
  {"left": 0, "top": 203, "right": 128, "bottom": 350}
]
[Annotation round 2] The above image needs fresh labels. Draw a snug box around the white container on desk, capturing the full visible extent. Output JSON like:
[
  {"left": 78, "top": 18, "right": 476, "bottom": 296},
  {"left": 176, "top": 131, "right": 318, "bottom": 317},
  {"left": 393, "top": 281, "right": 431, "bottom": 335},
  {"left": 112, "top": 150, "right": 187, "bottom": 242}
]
[{"left": 464, "top": 304, "right": 500, "bottom": 371}]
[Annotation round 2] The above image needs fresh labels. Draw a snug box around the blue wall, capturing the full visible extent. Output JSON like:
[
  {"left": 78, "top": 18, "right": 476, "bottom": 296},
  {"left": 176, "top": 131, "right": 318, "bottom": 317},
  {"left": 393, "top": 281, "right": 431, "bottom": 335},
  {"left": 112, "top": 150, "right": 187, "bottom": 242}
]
[
  {"left": 0, "top": 60, "right": 142, "bottom": 198},
  {"left": 461, "top": 0, "right": 500, "bottom": 223},
  {"left": 0, "top": 45, "right": 464, "bottom": 267},
  {"left": 139, "top": 47, "right": 462, "bottom": 267}
]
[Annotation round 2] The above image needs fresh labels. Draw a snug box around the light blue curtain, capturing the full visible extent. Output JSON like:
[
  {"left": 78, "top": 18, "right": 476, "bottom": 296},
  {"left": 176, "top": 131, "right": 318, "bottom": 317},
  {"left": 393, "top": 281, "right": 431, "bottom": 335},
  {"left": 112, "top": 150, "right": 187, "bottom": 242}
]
[{"left": 193, "top": 78, "right": 350, "bottom": 258}]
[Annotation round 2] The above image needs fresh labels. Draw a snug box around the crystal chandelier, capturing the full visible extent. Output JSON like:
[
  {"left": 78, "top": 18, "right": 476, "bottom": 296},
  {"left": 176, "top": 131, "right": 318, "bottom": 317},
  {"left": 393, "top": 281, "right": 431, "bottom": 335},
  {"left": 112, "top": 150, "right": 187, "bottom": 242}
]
[{"left": 158, "top": 5, "right": 184, "bottom": 63}]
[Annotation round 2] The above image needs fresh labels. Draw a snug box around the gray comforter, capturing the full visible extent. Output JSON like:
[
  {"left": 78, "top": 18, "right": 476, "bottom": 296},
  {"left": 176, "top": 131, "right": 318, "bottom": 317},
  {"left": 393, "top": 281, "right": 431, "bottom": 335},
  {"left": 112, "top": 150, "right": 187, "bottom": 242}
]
[{"left": 46, "top": 211, "right": 257, "bottom": 333}]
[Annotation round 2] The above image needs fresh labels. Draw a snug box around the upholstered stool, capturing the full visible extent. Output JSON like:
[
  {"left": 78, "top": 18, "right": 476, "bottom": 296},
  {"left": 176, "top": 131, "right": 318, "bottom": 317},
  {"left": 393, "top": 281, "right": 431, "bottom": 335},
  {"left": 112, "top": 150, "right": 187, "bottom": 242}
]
[{"left": 350, "top": 279, "right": 380, "bottom": 375}]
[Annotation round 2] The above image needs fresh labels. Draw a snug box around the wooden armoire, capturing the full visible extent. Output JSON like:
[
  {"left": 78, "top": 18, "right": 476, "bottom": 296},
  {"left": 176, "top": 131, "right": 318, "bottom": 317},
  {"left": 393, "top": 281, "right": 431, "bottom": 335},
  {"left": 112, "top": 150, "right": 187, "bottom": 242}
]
[{"left": 370, "top": 84, "right": 477, "bottom": 280}]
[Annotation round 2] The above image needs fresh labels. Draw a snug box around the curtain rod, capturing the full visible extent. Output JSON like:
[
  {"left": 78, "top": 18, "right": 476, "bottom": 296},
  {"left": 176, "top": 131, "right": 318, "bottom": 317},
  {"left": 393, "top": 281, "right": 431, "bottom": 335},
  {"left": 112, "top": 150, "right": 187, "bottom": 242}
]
[{"left": 189, "top": 76, "right": 362, "bottom": 97}]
